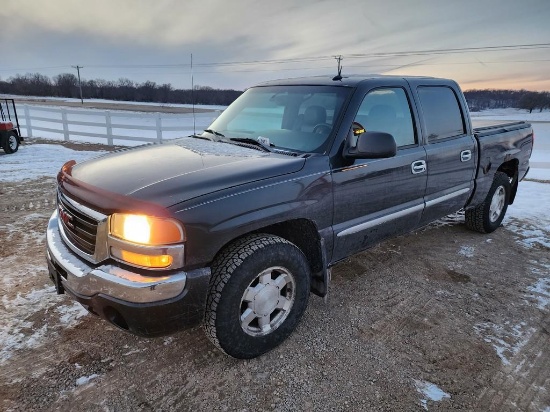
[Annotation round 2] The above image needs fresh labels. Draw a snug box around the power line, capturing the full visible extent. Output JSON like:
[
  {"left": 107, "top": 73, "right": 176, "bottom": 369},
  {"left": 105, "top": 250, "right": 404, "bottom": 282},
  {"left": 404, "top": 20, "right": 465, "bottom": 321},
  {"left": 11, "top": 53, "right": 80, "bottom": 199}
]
[
  {"left": 1, "top": 42, "right": 549, "bottom": 78},
  {"left": 345, "top": 43, "right": 550, "bottom": 59},
  {"left": 0, "top": 65, "right": 72, "bottom": 73},
  {"left": 4, "top": 42, "right": 547, "bottom": 72},
  {"left": 3, "top": 56, "right": 550, "bottom": 77}
]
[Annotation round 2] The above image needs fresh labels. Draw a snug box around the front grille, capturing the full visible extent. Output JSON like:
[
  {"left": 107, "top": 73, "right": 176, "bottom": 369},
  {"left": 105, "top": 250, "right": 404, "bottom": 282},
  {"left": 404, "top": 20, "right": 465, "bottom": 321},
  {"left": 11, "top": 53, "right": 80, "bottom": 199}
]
[{"left": 57, "top": 192, "right": 98, "bottom": 256}]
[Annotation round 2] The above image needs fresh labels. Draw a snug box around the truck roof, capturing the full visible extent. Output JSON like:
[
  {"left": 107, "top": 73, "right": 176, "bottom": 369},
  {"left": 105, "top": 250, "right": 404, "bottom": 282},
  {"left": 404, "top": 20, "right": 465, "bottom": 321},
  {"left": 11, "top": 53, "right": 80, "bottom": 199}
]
[{"left": 256, "top": 74, "right": 443, "bottom": 88}]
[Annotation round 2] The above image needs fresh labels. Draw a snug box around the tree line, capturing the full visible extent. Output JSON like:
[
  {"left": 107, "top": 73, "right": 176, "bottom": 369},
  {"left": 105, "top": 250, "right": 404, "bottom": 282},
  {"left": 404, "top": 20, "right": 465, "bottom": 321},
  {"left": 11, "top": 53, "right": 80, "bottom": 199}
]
[
  {"left": 1, "top": 72, "right": 549, "bottom": 112},
  {"left": 0, "top": 72, "right": 242, "bottom": 106},
  {"left": 463, "top": 89, "right": 550, "bottom": 113}
]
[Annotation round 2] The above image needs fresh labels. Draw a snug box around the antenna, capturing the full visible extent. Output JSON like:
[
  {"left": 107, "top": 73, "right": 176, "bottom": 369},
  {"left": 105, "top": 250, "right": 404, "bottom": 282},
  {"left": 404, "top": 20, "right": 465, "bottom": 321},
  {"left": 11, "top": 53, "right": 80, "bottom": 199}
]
[
  {"left": 332, "top": 55, "right": 343, "bottom": 81},
  {"left": 191, "top": 53, "right": 196, "bottom": 135}
]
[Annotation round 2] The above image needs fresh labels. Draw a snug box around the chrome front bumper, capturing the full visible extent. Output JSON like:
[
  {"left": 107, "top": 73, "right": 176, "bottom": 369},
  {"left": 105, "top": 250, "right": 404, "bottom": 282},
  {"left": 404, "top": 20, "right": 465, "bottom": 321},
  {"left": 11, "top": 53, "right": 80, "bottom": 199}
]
[{"left": 46, "top": 210, "right": 188, "bottom": 303}]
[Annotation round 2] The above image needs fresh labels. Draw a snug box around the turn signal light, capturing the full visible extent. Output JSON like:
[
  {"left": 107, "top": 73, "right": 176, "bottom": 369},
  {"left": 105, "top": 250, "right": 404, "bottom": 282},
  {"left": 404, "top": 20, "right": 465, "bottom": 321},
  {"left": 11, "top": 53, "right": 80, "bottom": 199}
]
[{"left": 111, "top": 248, "right": 173, "bottom": 269}]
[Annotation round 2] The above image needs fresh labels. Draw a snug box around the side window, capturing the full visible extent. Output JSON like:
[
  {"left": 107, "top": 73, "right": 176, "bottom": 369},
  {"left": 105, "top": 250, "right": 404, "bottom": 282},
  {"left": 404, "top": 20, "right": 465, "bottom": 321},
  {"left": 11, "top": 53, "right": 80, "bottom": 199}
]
[
  {"left": 417, "top": 86, "right": 465, "bottom": 141},
  {"left": 355, "top": 88, "right": 416, "bottom": 147}
]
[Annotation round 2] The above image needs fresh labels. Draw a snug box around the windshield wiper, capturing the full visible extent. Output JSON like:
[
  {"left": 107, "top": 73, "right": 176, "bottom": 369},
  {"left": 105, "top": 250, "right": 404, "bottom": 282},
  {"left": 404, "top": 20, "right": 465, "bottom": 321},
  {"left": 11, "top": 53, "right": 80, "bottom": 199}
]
[
  {"left": 228, "top": 137, "right": 273, "bottom": 152},
  {"left": 204, "top": 129, "right": 225, "bottom": 137},
  {"left": 190, "top": 134, "right": 213, "bottom": 141}
]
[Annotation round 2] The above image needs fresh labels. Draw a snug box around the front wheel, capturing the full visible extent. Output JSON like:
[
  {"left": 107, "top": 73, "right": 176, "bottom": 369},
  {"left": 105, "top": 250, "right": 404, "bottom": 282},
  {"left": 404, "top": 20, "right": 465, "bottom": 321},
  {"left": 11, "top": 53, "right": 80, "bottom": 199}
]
[
  {"left": 465, "top": 171, "right": 511, "bottom": 233},
  {"left": 205, "top": 234, "right": 310, "bottom": 359}
]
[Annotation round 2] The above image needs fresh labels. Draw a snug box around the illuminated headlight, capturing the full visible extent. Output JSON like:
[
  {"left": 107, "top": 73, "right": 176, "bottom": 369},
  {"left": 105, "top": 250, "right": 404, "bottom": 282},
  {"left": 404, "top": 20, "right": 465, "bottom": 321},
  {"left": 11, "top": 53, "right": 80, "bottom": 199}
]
[
  {"left": 108, "top": 214, "right": 185, "bottom": 269},
  {"left": 110, "top": 214, "right": 184, "bottom": 245}
]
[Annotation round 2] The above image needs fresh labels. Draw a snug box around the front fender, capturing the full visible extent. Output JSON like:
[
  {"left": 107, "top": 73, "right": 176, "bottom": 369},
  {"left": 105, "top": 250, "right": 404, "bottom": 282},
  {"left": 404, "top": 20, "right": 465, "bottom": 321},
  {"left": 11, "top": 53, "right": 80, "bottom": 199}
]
[{"left": 171, "top": 156, "right": 333, "bottom": 270}]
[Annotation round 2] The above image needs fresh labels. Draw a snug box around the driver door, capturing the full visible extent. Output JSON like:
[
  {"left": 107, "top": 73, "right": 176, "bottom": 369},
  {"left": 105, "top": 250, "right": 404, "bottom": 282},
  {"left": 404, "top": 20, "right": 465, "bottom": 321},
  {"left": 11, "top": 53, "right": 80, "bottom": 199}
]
[{"left": 331, "top": 84, "right": 427, "bottom": 262}]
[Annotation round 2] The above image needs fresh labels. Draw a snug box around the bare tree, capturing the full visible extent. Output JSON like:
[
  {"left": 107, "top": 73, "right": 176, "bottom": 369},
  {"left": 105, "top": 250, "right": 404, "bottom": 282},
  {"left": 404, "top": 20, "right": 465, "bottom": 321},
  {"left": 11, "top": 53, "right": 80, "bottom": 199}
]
[
  {"left": 0, "top": 71, "right": 243, "bottom": 105},
  {"left": 54, "top": 73, "right": 78, "bottom": 98},
  {"left": 519, "top": 92, "right": 542, "bottom": 113}
]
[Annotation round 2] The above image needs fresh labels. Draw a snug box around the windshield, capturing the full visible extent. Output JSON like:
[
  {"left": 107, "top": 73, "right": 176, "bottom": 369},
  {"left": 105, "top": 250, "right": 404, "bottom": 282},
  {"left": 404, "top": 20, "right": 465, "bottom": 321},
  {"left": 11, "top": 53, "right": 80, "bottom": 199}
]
[{"left": 204, "top": 85, "right": 351, "bottom": 153}]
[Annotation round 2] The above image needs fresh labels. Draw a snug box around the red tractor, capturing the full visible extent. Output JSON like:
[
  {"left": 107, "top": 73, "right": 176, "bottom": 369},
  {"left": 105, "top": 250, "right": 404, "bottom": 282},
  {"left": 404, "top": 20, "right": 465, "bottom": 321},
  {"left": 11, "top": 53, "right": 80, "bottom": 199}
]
[{"left": 1, "top": 98, "right": 22, "bottom": 154}]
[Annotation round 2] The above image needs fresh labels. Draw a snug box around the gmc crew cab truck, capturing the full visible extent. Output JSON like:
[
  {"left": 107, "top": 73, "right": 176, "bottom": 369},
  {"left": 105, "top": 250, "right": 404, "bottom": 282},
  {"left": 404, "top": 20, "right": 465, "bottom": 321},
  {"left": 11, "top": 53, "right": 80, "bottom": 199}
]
[{"left": 46, "top": 75, "right": 533, "bottom": 359}]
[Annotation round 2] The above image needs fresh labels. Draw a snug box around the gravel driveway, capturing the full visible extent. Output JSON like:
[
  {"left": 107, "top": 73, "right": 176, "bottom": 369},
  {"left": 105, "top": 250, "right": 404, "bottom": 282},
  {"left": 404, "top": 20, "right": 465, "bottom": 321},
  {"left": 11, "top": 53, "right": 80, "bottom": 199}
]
[{"left": 1, "top": 144, "right": 549, "bottom": 411}]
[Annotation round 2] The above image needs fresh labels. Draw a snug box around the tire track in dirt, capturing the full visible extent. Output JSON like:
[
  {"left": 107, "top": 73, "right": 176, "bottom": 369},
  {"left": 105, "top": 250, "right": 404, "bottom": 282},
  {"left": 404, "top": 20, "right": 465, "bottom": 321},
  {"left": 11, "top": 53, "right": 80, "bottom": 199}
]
[
  {"left": 475, "top": 318, "right": 550, "bottom": 411},
  {"left": 357, "top": 293, "right": 435, "bottom": 341}
]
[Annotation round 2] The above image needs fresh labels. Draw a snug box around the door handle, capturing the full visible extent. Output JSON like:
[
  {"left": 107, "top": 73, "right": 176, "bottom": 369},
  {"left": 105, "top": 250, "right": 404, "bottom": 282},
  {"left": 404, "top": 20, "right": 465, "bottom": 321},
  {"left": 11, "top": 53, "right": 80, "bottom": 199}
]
[
  {"left": 461, "top": 150, "right": 472, "bottom": 162},
  {"left": 411, "top": 160, "right": 426, "bottom": 174}
]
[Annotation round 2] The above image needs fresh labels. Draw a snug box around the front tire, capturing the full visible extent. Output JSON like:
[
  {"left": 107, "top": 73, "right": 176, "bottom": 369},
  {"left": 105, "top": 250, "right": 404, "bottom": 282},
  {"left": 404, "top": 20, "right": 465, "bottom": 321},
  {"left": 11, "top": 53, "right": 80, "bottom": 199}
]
[
  {"left": 205, "top": 234, "right": 310, "bottom": 359},
  {"left": 465, "top": 171, "right": 511, "bottom": 233}
]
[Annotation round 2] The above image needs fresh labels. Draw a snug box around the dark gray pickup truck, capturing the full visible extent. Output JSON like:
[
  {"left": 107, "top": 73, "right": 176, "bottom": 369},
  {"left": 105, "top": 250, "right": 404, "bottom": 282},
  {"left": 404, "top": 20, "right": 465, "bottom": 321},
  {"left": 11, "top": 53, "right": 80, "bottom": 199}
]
[{"left": 46, "top": 75, "right": 533, "bottom": 358}]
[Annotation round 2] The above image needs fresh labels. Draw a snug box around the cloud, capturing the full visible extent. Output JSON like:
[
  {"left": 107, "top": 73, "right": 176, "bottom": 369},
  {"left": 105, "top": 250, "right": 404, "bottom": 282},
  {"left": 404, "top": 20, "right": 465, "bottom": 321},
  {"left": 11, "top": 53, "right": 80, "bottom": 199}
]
[{"left": 1, "top": 0, "right": 550, "bottom": 90}]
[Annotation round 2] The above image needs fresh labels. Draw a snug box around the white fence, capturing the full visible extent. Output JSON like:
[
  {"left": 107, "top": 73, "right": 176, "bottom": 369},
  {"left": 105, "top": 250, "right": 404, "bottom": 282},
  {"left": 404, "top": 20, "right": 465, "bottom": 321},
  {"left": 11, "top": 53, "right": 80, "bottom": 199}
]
[{"left": 18, "top": 104, "right": 220, "bottom": 146}]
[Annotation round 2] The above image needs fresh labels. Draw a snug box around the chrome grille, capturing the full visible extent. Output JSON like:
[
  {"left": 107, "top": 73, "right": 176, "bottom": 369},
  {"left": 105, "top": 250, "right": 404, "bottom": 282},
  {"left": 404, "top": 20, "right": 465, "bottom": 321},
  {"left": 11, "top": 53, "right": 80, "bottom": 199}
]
[{"left": 57, "top": 192, "right": 98, "bottom": 256}]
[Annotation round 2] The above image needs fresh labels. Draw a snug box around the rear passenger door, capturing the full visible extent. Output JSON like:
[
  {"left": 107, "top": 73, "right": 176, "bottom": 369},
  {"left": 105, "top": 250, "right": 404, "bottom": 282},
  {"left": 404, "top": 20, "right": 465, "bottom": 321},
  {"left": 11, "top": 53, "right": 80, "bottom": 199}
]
[{"left": 409, "top": 83, "right": 477, "bottom": 225}]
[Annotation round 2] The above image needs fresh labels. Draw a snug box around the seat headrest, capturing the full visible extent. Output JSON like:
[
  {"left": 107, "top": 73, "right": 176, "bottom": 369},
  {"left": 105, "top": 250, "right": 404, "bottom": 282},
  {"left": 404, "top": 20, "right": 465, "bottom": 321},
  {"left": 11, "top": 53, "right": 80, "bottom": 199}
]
[{"left": 303, "top": 105, "right": 327, "bottom": 125}]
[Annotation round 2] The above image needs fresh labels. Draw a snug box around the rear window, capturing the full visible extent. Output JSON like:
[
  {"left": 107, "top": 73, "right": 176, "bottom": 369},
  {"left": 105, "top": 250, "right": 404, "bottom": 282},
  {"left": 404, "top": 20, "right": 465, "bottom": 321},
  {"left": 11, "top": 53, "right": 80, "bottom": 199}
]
[{"left": 417, "top": 86, "right": 465, "bottom": 141}]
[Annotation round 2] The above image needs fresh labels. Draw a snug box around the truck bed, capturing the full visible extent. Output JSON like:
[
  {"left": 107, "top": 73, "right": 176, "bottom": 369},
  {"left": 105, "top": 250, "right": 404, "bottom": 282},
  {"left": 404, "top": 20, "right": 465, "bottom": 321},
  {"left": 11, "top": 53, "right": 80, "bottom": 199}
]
[
  {"left": 466, "top": 119, "right": 533, "bottom": 207},
  {"left": 472, "top": 119, "right": 530, "bottom": 137}
]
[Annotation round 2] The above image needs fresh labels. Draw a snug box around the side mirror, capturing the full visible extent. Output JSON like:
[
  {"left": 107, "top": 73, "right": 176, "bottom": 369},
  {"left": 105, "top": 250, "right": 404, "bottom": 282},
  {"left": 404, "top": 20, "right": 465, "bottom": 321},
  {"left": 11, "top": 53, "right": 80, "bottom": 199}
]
[{"left": 345, "top": 131, "right": 397, "bottom": 159}]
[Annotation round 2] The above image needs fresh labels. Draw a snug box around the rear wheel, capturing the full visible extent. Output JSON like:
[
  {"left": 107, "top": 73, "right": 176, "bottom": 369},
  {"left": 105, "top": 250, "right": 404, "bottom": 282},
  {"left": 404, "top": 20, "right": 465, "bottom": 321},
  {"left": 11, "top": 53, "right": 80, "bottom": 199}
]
[
  {"left": 205, "top": 234, "right": 310, "bottom": 359},
  {"left": 3, "top": 131, "right": 19, "bottom": 154},
  {"left": 465, "top": 171, "right": 511, "bottom": 233}
]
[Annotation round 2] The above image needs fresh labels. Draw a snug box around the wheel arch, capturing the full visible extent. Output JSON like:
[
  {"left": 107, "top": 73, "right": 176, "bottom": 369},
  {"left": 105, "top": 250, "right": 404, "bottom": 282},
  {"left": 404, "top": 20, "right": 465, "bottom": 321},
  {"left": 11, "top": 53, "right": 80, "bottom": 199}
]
[
  {"left": 211, "top": 218, "right": 329, "bottom": 297},
  {"left": 497, "top": 159, "right": 519, "bottom": 204}
]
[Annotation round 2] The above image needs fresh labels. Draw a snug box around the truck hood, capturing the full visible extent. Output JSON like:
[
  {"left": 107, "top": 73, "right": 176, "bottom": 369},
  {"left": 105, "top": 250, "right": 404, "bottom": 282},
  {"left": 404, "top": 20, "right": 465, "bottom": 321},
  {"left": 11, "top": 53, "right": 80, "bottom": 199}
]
[{"left": 68, "top": 138, "right": 305, "bottom": 209}]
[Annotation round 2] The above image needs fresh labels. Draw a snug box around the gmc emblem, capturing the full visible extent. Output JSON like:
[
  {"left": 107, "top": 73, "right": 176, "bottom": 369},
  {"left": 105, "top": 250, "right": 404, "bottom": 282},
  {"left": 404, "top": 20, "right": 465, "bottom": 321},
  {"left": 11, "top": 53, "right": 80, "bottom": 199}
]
[{"left": 58, "top": 204, "right": 75, "bottom": 230}]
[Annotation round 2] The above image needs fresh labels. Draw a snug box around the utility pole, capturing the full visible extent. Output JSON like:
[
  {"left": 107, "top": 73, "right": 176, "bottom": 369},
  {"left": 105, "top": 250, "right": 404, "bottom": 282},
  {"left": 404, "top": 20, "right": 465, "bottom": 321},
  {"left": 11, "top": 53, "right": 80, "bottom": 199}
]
[
  {"left": 191, "top": 53, "right": 195, "bottom": 135},
  {"left": 72, "top": 65, "right": 84, "bottom": 104}
]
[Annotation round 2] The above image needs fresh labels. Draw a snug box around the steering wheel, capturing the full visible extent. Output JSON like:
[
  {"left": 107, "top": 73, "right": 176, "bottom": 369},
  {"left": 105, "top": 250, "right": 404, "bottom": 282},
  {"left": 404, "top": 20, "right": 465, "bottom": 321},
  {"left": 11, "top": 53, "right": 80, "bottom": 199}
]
[{"left": 313, "top": 123, "right": 331, "bottom": 134}]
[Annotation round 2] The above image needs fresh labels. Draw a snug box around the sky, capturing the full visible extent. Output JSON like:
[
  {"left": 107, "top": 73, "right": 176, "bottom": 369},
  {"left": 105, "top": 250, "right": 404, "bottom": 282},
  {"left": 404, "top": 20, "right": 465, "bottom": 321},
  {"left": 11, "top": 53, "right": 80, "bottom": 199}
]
[{"left": 1, "top": 0, "right": 550, "bottom": 92}]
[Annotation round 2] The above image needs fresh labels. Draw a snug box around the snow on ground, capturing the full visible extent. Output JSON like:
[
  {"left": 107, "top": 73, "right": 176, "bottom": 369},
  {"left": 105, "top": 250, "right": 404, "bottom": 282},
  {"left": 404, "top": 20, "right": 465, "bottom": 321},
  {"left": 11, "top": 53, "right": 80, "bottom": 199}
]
[
  {"left": 505, "top": 181, "right": 550, "bottom": 248},
  {"left": 471, "top": 107, "right": 550, "bottom": 122},
  {"left": 0, "top": 284, "right": 89, "bottom": 364},
  {"left": 527, "top": 168, "right": 550, "bottom": 181},
  {"left": 474, "top": 322, "right": 537, "bottom": 366},
  {"left": 7, "top": 94, "right": 229, "bottom": 111},
  {"left": 0, "top": 144, "right": 104, "bottom": 182},
  {"left": 458, "top": 245, "right": 475, "bottom": 258},
  {"left": 414, "top": 380, "right": 451, "bottom": 410},
  {"left": 13, "top": 100, "right": 222, "bottom": 147},
  {"left": 527, "top": 263, "right": 550, "bottom": 310},
  {"left": 1, "top": 283, "right": 57, "bottom": 363},
  {"left": 75, "top": 374, "right": 100, "bottom": 386},
  {"left": 56, "top": 302, "right": 90, "bottom": 327}
]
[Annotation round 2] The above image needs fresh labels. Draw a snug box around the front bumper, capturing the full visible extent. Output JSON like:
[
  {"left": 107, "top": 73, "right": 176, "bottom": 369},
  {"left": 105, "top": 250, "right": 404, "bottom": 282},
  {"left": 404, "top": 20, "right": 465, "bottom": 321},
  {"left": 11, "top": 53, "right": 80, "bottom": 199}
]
[{"left": 46, "top": 211, "right": 211, "bottom": 337}]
